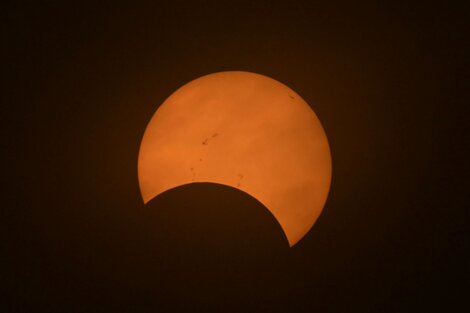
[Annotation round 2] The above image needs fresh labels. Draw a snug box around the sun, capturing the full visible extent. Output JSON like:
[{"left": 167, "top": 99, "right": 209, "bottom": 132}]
[{"left": 138, "top": 71, "right": 331, "bottom": 246}]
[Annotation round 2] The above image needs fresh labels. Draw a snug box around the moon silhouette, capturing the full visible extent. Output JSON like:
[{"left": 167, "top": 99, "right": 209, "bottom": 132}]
[{"left": 138, "top": 71, "right": 331, "bottom": 246}]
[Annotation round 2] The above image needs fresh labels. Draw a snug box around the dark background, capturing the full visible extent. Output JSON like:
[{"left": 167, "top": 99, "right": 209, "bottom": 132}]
[{"left": 2, "top": 1, "right": 467, "bottom": 312}]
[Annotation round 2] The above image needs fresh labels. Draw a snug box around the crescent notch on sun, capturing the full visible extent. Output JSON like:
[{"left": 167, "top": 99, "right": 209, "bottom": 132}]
[{"left": 138, "top": 71, "right": 332, "bottom": 246}]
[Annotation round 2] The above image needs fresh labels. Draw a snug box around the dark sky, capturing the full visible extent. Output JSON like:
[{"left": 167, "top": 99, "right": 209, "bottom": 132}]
[{"left": 2, "top": 1, "right": 467, "bottom": 312}]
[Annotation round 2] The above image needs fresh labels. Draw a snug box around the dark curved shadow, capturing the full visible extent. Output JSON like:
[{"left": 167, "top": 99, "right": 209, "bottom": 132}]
[
  {"left": 143, "top": 182, "right": 289, "bottom": 251},
  {"left": 114, "top": 183, "right": 291, "bottom": 312}
]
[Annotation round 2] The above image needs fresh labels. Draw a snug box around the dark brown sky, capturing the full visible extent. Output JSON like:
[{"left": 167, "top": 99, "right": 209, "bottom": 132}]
[{"left": 2, "top": 1, "right": 467, "bottom": 312}]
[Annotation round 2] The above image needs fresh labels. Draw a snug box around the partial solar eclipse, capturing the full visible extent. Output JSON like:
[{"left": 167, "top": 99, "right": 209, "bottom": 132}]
[{"left": 138, "top": 71, "right": 331, "bottom": 246}]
